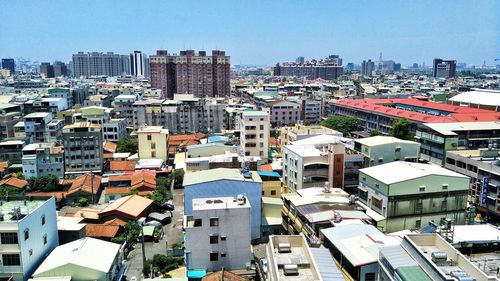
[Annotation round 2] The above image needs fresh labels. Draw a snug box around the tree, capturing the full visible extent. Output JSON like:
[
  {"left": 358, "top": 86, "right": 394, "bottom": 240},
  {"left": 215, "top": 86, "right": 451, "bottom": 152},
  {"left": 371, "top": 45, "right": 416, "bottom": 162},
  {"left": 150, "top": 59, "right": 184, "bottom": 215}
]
[
  {"left": 370, "top": 130, "right": 382, "bottom": 137},
  {"left": 156, "top": 176, "right": 171, "bottom": 191},
  {"left": 171, "top": 169, "right": 184, "bottom": 186},
  {"left": 320, "top": 116, "right": 363, "bottom": 135},
  {"left": 116, "top": 138, "right": 138, "bottom": 154},
  {"left": 27, "top": 175, "right": 60, "bottom": 192},
  {"left": 15, "top": 172, "right": 24, "bottom": 179},
  {"left": 0, "top": 186, "right": 20, "bottom": 196},
  {"left": 112, "top": 221, "right": 141, "bottom": 244},
  {"left": 391, "top": 118, "right": 413, "bottom": 140},
  {"left": 78, "top": 197, "right": 90, "bottom": 207}
]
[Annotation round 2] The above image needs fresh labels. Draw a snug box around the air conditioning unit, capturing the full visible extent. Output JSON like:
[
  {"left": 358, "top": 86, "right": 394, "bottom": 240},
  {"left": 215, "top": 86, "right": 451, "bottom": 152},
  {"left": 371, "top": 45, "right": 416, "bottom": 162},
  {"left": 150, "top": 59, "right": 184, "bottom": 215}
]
[
  {"left": 283, "top": 264, "right": 299, "bottom": 275},
  {"left": 278, "top": 243, "right": 291, "bottom": 253}
]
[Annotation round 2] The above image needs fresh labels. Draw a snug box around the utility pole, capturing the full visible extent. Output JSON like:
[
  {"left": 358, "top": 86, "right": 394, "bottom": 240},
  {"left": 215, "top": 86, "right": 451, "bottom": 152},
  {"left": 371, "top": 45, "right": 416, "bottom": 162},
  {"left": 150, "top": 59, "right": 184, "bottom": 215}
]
[{"left": 90, "top": 171, "right": 94, "bottom": 204}]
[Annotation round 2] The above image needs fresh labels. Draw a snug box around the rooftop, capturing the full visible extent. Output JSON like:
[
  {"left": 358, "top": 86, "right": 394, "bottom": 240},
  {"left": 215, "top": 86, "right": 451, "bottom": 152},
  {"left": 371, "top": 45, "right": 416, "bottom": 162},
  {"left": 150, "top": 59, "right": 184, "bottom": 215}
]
[
  {"left": 183, "top": 168, "right": 262, "bottom": 186},
  {"left": 0, "top": 199, "right": 49, "bottom": 222},
  {"left": 359, "top": 162, "right": 468, "bottom": 185},
  {"left": 25, "top": 112, "right": 51, "bottom": 118},
  {"left": 137, "top": 126, "right": 169, "bottom": 134},
  {"left": 449, "top": 89, "right": 500, "bottom": 107},
  {"left": 241, "top": 110, "right": 269, "bottom": 117},
  {"left": 355, "top": 135, "right": 419, "bottom": 146},
  {"left": 420, "top": 121, "right": 500, "bottom": 136},
  {"left": 192, "top": 196, "right": 251, "bottom": 211}
]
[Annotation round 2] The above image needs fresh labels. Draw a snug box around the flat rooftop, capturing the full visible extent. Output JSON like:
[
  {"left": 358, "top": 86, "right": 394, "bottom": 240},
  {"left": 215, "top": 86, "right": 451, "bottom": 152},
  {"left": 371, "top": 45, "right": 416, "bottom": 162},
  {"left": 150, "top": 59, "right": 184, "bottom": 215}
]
[
  {"left": 0, "top": 199, "right": 48, "bottom": 223},
  {"left": 192, "top": 196, "right": 250, "bottom": 210}
]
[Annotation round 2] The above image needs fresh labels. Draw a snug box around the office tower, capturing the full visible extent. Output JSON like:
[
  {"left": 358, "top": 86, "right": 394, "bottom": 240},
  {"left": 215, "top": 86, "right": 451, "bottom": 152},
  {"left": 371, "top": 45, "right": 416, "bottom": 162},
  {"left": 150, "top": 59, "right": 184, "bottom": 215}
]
[
  {"left": 433, "top": 58, "right": 457, "bottom": 78},
  {"left": 273, "top": 55, "right": 343, "bottom": 80},
  {"left": 149, "top": 50, "right": 230, "bottom": 99},
  {"left": 1, "top": 58, "right": 15, "bottom": 74},
  {"left": 361, "top": 59, "right": 375, "bottom": 76},
  {"left": 71, "top": 52, "right": 129, "bottom": 77},
  {"left": 40, "top": 62, "right": 55, "bottom": 78},
  {"left": 62, "top": 122, "right": 103, "bottom": 175},
  {"left": 412, "top": 63, "right": 419, "bottom": 69},
  {"left": 296, "top": 56, "right": 305, "bottom": 64},
  {"left": 130, "top": 50, "right": 147, "bottom": 77},
  {"left": 53, "top": 61, "right": 68, "bottom": 77},
  {"left": 394, "top": 63, "right": 401, "bottom": 71}
]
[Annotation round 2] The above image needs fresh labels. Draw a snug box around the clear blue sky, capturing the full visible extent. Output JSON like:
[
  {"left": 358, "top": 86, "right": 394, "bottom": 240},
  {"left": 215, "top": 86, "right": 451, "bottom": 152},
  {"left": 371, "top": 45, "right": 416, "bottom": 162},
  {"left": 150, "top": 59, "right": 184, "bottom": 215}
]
[{"left": 0, "top": 0, "right": 498, "bottom": 66}]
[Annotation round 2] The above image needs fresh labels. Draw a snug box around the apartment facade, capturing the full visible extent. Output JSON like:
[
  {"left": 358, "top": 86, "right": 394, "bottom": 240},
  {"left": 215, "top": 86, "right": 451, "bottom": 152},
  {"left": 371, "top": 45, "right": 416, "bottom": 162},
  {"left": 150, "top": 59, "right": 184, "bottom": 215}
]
[
  {"left": 22, "top": 143, "right": 64, "bottom": 179},
  {"left": 240, "top": 111, "right": 270, "bottom": 163},
  {"left": 358, "top": 161, "right": 470, "bottom": 233},
  {"left": 185, "top": 196, "right": 252, "bottom": 273},
  {"left": 0, "top": 197, "right": 59, "bottom": 281},
  {"left": 269, "top": 100, "right": 301, "bottom": 127},
  {"left": 72, "top": 52, "right": 129, "bottom": 77},
  {"left": 354, "top": 136, "right": 420, "bottom": 167},
  {"left": 137, "top": 126, "right": 169, "bottom": 162},
  {"left": 62, "top": 122, "right": 103, "bottom": 175}
]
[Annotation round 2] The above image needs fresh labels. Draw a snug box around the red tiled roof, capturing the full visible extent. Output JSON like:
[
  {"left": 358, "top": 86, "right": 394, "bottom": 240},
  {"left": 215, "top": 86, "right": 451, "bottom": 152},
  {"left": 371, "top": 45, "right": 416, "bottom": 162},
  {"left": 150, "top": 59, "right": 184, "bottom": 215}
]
[
  {"left": 103, "top": 153, "right": 114, "bottom": 159},
  {"left": 0, "top": 162, "right": 9, "bottom": 173},
  {"left": 260, "top": 164, "right": 273, "bottom": 172},
  {"left": 108, "top": 175, "right": 131, "bottom": 182},
  {"left": 103, "top": 141, "right": 118, "bottom": 153},
  {"left": 130, "top": 170, "right": 156, "bottom": 189},
  {"left": 109, "top": 160, "right": 137, "bottom": 171},
  {"left": 26, "top": 191, "right": 67, "bottom": 200},
  {"left": 105, "top": 187, "right": 130, "bottom": 195},
  {"left": 86, "top": 224, "right": 120, "bottom": 238},
  {"left": 0, "top": 174, "right": 27, "bottom": 189},
  {"left": 103, "top": 217, "right": 128, "bottom": 226},
  {"left": 331, "top": 98, "right": 500, "bottom": 123},
  {"left": 202, "top": 270, "right": 245, "bottom": 281},
  {"left": 68, "top": 173, "right": 102, "bottom": 196}
]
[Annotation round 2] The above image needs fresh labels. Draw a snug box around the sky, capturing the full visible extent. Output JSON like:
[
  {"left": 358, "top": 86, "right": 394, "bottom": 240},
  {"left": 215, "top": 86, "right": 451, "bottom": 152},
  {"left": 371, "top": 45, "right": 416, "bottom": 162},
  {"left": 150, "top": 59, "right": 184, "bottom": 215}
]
[{"left": 0, "top": 0, "right": 498, "bottom": 66}]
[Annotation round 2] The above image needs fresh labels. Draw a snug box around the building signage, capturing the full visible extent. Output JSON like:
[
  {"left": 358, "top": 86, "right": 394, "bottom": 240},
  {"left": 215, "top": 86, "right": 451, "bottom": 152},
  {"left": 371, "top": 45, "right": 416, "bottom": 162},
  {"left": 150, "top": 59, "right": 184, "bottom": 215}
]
[{"left": 481, "top": 177, "right": 489, "bottom": 207}]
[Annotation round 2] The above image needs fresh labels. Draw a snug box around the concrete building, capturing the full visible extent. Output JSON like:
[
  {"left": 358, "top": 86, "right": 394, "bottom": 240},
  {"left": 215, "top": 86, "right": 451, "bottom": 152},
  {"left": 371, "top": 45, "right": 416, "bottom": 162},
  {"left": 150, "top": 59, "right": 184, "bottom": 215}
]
[
  {"left": 279, "top": 124, "right": 343, "bottom": 153},
  {"left": 1, "top": 58, "right": 15, "bottom": 74},
  {"left": 24, "top": 97, "right": 68, "bottom": 116},
  {"left": 39, "top": 62, "right": 54, "bottom": 78},
  {"left": 22, "top": 143, "right": 64, "bottom": 179},
  {"left": 183, "top": 168, "right": 262, "bottom": 239},
  {"left": 448, "top": 89, "right": 500, "bottom": 112},
  {"left": 137, "top": 126, "right": 169, "bottom": 162},
  {"left": 48, "top": 87, "right": 73, "bottom": 108},
  {"left": 361, "top": 59, "right": 375, "bottom": 76},
  {"left": 130, "top": 50, "right": 147, "bottom": 78},
  {"left": 62, "top": 122, "right": 103, "bottom": 175},
  {"left": 32, "top": 237, "right": 124, "bottom": 281},
  {"left": 283, "top": 135, "right": 345, "bottom": 191},
  {"left": 0, "top": 140, "right": 24, "bottom": 164},
  {"left": 265, "top": 235, "right": 322, "bottom": 281},
  {"left": 23, "top": 112, "right": 53, "bottom": 143},
  {"left": 330, "top": 98, "right": 500, "bottom": 135},
  {"left": 416, "top": 122, "right": 500, "bottom": 165},
  {"left": 444, "top": 149, "right": 500, "bottom": 222},
  {"left": 149, "top": 50, "right": 230, "bottom": 99},
  {"left": 269, "top": 100, "right": 301, "bottom": 127},
  {"left": 52, "top": 61, "right": 68, "bottom": 77},
  {"left": 433, "top": 58, "right": 457, "bottom": 79},
  {"left": 0, "top": 103, "right": 22, "bottom": 141},
  {"left": 113, "top": 94, "right": 138, "bottom": 127},
  {"left": 0, "top": 197, "right": 58, "bottom": 281},
  {"left": 71, "top": 52, "right": 129, "bottom": 77},
  {"left": 80, "top": 106, "right": 127, "bottom": 142},
  {"left": 185, "top": 196, "right": 252, "bottom": 274},
  {"left": 240, "top": 111, "right": 270, "bottom": 163},
  {"left": 358, "top": 162, "right": 470, "bottom": 233},
  {"left": 354, "top": 136, "right": 420, "bottom": 167},
  {"left": 321, "top": 224, "right": 400, "bottom": 281},
  {"left": 273, "top": 55, "right": 343, "bottom": 80}
]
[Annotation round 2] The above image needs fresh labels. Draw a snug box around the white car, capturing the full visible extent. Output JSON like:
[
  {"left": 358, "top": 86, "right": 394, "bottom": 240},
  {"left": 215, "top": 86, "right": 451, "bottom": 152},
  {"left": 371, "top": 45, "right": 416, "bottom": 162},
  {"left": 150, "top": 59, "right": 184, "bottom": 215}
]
[{"left": 260, "top": 258, "right": 268, "bottom": 274}]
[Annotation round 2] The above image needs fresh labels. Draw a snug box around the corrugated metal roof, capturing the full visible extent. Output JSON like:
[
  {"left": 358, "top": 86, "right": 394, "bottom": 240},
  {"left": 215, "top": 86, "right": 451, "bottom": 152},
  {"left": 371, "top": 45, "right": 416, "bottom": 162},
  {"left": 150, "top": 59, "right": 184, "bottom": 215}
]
[
  {"left": 395, "top": 266, "right": 433, "bottom": 281},
  {"left": 183, "top": 168, "right": 262, "bottom": 186},
  {"left": 309, "top": 248, "right": 346, "bottom": 281},
  {"left": 378, "top": 245, "right": 417, "bottom": 269}
]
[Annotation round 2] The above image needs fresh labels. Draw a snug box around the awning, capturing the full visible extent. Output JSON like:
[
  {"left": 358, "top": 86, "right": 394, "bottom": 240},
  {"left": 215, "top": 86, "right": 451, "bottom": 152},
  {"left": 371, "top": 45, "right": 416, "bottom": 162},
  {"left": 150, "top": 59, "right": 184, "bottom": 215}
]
[
  {"left": 358, "top": 186, "right": 368, "bottom": 192},
  {"left": 188, "top": 270, "right": 207, "bottom": 278},
  {"left": 371, "top": 194, "right": 383, "bottom": 201}
]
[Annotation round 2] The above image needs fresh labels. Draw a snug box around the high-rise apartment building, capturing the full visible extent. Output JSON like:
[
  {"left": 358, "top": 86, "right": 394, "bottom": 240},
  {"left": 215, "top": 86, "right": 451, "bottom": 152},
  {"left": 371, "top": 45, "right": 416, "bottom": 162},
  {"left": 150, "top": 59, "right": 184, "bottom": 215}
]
[
  {"left": 53, "top": 61, "right": 68, "bottom": 77},
  {"left": 361, "top": 59, "right": 375, "bottom": 76},
  {"left": 40, "top": 63, "right": 54, "bottom": 78},
  {"left": 149, "top": 50, "right": 230, "bottom": 99},
  {"left": 130, "top": 51, "right": 147, "bottom": 78},
  {"left": 1, "top": 58, "right": 15, "bottom": 74},
  {"left": 433, "top": 58, "right": 457, "bottom": 78},
  {"left": 274, "top": 55, "right": 343, "bottom": 80},
  {"left": 71, "top": 52, "right": 130, "bottom": 77}
]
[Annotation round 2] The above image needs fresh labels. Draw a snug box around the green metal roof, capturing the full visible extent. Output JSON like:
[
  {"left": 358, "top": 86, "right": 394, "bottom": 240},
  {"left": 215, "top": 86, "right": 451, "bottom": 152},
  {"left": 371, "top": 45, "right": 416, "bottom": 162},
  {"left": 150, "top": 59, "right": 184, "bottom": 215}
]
[
  {"left": 183, "top": 168, "right": 262, "bottom": 186},
  {"left": 395, "top": 266, "right": 432, "bottom": 281}
]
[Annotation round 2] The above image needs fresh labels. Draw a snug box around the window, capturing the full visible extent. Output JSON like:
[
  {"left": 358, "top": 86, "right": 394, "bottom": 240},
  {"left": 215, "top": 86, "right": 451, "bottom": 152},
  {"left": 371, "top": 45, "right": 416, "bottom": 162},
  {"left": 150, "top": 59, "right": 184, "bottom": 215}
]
[
  {"left": 2, "top": 254, "right": 20, "bottom": 266},
  {"left": 24, "top": 229, "right": 29, "bottom": 240},
  {"left": 415, "top": 220, "right": 421, "bottom": 228},
  {"left": 29, "top": 249, "right": 33, "bottom": 256},
  {"left": 419, "top": 186, "right": 426, "bottom": 192},
  {"left": 415, "top": 200, "right": 423, "bottom": 213},
  {"left": 194, "top": 219, "right": 202, "bottom": 227},
  {"left": 43, "top": 235, "right": 47, "bottom": 245},
  {"left": 441, "top": 200, "right": 448, "bottom": 211},
  {"left": 41, "top": 215, "right": 46, "bottom": 225},
  {"left": 210, "top": 235, "right": 218, "bottom": 244},
  {"left": 220, "top": 235, "right": 226, "bottom": 241},
  {"left": 147, "top": 135, "right": 152, "bottom": 141},
  {"left": 372, "top": 197, "right": 383, "bottom": 209},
  {"left": 210, "top": 218, "right": 219, "bottom": 227},
  {"left": 0, "top": 233, "right": 18, "bottom": 244},
  {"left": 210, "top": 252, "right": 219, "bottom": 261},
  {"left": 365, "top": 272, "right": 376, "bottom": 281},
  {"left": 151, "top": 151, "right": 156, "bottom": 158},
  {"left": 221, "top": 252, "right": 226, "bottom": 257},
  {"left": 270, "top": 190, "right": 276, "bottom": 196},
  {"left": 442, "top": 184, "right": 448, "bottom": 190},
  {"left": 260, "top": 125, "right": 264, "bottom": 130}
]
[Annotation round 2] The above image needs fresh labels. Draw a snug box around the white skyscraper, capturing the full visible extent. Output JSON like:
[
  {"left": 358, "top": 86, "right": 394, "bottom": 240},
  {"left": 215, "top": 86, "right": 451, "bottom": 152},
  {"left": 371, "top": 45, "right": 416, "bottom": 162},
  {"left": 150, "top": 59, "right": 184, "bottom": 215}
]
[{"left": 130, "top": 51, "right": 147, "bottom": 78}]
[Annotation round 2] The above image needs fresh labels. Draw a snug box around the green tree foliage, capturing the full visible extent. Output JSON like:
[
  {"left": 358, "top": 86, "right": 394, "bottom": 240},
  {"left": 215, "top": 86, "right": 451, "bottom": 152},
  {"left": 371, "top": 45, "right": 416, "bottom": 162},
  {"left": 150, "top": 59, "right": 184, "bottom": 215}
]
[
  {"left": 171, "top": 169, "right": 184, "bottom": 186},
  {"left": 112, "top": 221, "right": 141, "bottom": 244},
  {"left": 78, "top": 197, "right": 90, "bottom": 207},
  {"left": 320, "top": 116, "right": 363, "bottom": 135},
  {"left": 151, "top": 254, "right": 182, "bottom": 275},
  {"left": 370, "top": 130, "right": 382, "bottom": 137},
  {"left": 116, "top": 138, "right": 138, "bottom": 154},
  {"left": 156, "top": 176, "right": 171, "bottom": 191},
  {"left": 390, "top": 118, "right": 413, "bottom": 140},
  {"left": 15, "top": 172, "right": 24, "bottom": 179},
  {"left": 0, "top": 186, "right": 20, "bottom": 196},
  {"left": 27, "top": 175, "right": 60, "bottom": 192}
]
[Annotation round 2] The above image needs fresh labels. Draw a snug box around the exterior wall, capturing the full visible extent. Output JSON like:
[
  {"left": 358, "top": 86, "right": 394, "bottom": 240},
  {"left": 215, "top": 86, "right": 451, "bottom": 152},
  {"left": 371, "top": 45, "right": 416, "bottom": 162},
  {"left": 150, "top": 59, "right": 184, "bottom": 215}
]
[
  {"left": 187, "top": 145, "right": 230, "bottom": 158},
  {"left": 361, "top": 142, "right": 420, "bottom": 166},
  {"left": 185, "top": 203, "right": 252, "bottom": 271},
  {"left": 262, "top": 181, "right": 281, "bottom": 198},
  {"left": 269, "top": 101, "right": 301, "bottom": 127},
  {"left": 63, "top": 126, "right": 103, "bottom": 174},
  {"left": 22, "top": 146, "right": 64, "bottom": 179},
  {"left": 184, "top": 180, "right": 262, "bottom": 239},
  {"left": 102, "top": 119, "right": 127, "bottom": 141},
  {"left": 240, "top": 113, "right": 270, "bottom": 163},
  {"left": 137, "top": 130, "right": 168, "bottom": 162}
]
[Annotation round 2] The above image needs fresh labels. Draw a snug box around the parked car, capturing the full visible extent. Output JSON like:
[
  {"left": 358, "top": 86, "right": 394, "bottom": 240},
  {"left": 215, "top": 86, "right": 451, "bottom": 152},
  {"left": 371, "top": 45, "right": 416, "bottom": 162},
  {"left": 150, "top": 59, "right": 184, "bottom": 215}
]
[
  {"left": 260, "top": 258, "right": 268, "bottom": 274},
  {"left": 161, "top": 203, "right": 175, "bottom": 211}
]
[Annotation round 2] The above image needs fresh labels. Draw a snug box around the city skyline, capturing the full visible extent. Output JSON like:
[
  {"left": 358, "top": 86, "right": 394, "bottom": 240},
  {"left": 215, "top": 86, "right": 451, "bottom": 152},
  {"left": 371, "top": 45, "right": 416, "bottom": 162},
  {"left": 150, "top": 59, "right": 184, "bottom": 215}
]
[{"left": 0, "top": 0, "right": 499, "bottom": 66}]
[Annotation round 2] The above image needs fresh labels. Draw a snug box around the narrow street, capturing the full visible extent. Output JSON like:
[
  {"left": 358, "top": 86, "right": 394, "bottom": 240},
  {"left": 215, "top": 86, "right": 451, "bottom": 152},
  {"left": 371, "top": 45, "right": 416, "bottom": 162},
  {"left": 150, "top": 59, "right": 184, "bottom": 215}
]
[{"left": 124, "top": 188, "right": 185, "bottom": 279}]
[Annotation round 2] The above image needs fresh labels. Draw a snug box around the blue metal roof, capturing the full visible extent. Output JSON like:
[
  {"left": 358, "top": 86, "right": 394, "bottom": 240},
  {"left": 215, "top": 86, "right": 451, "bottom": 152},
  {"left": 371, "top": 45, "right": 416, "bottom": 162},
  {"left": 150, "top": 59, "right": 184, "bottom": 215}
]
[
  {"left": 187, "top": 270, "right": 206, "bottom": 278},
  {"left": 257, "top": 171, "right": 280, "bottom": 178}
]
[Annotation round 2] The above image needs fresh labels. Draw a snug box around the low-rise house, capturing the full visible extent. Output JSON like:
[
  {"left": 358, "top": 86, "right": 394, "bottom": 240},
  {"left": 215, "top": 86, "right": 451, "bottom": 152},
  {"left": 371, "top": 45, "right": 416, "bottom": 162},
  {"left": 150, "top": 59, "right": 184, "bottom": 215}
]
[
  {"left": 0, "top": 173, "right": 28, "bottom": 193},
  {"left": 66, "top": 173, "right": 102, "bottom": 204},
  {"left": 31, "top": 237, "right": 125, "bottom": 281},
  {"left": 98, "top": 195, "right": 154, "bottom": 222}
]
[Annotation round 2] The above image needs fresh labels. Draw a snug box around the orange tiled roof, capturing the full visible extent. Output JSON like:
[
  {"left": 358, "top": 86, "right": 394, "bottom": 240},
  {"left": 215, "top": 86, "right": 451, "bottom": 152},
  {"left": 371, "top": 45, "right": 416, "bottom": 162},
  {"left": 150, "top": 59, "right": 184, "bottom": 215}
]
[
  {"left": 131, "top": 171, "right": 156, "bottom": 189},
  {"left": 105, "top": 187, "right": 130, "bottom": 195},
  {"left": 59, "top": 179, "right": 75, "bottom": 186},
  {"left": 86, "top": 224, "right": 120, "bottom": 238},
  {"left": 103, "top": 217, "right": 128, "bottom": 226},
  {"left": 68, "top": 173, "right": 102, "bottom": 196},
  {"left": 0, "top": 175, "right": 27, "bottom": 189},
  {"left": 103, "top": 153, "right": 114, "bottom": 159},
  {"left": 26, "top": 191, "right": 67, "bottom": 200},
  {"left": 109, "top": 160, "right": 137, "bottom": 171},
  {"left": 99, "top": 195, "right": 153, "bottom": 218},
  {"left": 108, "top": 175, "right": 131, "bottom": 182},
  {"left": 260, "top": 164, "right": 273, "bottom": 172},
  {"left": 202, "top": 270, "right": 245, "bottom": 281},
  {"left": 269, "top": 137, "right": 279, "bottom": 146},
  {"left": 0, "top": 162, "right": 9, "bottom": 173},
  {"left": 103, "top": 141, "right": 118, "bottom": 153}
]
